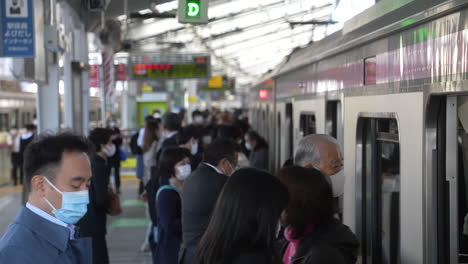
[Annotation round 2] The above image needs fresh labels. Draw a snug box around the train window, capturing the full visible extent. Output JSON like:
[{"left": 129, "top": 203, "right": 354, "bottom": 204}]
[
  {"left": 299, "top": 113, "right": 316, "bottom": 137},
  {"left": 364, "top": 57, "right": 377, "bottom": 85},
  {"left": 357, "top": 116, "right": 400, "bottom": 264},
  {"left": 21, "top": 112, "right": 31, "bottom": 127},
  {"left": 0, "top": 113, "right": 9, "bottom": 132},
  {"left": 326, "top": 101, "right": 338, "bottom": 138}
]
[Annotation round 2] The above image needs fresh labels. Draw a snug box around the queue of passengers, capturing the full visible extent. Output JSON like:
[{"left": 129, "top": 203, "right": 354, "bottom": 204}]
[{"left": 0, "top": 108, "right": 359, "bottom": 264}]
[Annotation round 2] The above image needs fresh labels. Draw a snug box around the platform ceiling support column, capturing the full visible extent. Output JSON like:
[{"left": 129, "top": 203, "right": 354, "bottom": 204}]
[
  {"left": 37, "top": 52, "right": 60, "bottom": 133},
  {"left": 78, "top": 30, "right": 90, "bottom": 135}
]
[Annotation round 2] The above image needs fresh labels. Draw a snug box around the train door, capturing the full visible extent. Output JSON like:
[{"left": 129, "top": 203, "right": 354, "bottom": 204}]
[
  {"left": 345, "top": 93, "right": 424, "bottom": 264},
  {"left": 356, "top": 116, "right": 401, "bottom": 264},
  {"left": 427, "top": 95, "right": 468, "bottom": 264},
  {"left": 326, "top": 100, "right": 343, "bottom": 144},
  {"left": 0, "top": 113, "right": 9, "bottom": 132}
]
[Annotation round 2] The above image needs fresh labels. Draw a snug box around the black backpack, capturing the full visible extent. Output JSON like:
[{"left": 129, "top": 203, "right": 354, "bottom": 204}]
[{"left": 130, "top": 131, "right": 143, "bottom": 155}]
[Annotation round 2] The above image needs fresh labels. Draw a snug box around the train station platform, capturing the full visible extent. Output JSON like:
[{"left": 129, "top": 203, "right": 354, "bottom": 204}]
[{"left": 0, "top": 175, "right": 152, "bottom": 264}]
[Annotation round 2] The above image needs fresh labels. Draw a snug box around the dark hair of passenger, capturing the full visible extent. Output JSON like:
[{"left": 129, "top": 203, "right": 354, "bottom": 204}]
[
  {"left": 158, "top": 147, "right": 191, "bottom": 181},
  {"left": 217, "top": 125, "right": 242, "bottom": 140},
  {"left": 163, "top": 112, "right": 182, "bottom": 131},
  {"left": 176, "top": 125, "right": 197, "bottom": 145},
  {"left": 88, "top": 128, "right": 113, "bottom": 152},
  {"left": 192, "top": 109, "right": 202, "bottom": 118},
  {"left": 23, "top": 133, "right": 92, "bottom": 193},
  {"left": 203, "top": 138, "right": 238, "bottom": 166},
  {"left": 25, "top": 124, "right": 36, "bottom": 131},
  {"left": 246, "top": 130, "right": 268, "bottom": 149},
  {"left": 197, "top": 168, "right": 289, "bottom": 264},
  {"left": 277, "top": 166, "right": 336, "bottom": 239},
  {"left": 142, "top": 119, "right": 160, "bottom": 152}
]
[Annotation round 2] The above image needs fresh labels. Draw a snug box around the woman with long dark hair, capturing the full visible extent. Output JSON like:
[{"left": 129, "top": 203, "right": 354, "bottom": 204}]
[
  {"left": 142, "top": 118, "right": 160, "bottom": 185},
  {"left": 245, "top": 130, "right": 269, "bottom": 170},
  {"left": 197, "top": 168, "right": 289, "bottom": 264},
  {"left": 153, "top": 147, "right": 192, "bottom": 264},
  {"left": 277, "top": 166, "right": 359, "bottom": 264}
]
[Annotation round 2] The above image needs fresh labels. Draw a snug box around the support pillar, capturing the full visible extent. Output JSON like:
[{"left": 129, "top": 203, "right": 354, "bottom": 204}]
[{"left": 37, "top": 52, "right": 60, "bottom": 133}]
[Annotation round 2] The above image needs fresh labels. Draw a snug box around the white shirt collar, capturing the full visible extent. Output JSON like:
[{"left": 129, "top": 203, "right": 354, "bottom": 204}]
[
  {"left": 204, "top": 162, "right": 224, "bottom": 175},
  {"left": 21, "top": 132, "right": 33, "bottom": 140},
  {"left": 26, "top": 203, "right": 76, "bottom": 240},
  {"left": 167, "top": 131, "right": 178, "bottom": 138}
]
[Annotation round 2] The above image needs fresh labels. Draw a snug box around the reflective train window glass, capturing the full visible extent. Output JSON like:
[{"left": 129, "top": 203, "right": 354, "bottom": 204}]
[
  {"left": 326, "top": 101, "right": 338, "bottom": 138},
  {"left": 0, "top": 113, "right": 8, "bottom": 132},
  {"left": 300, "top": 113, "right": 316, "bottom": 137},
  {"left": 357, "top": 117, "right": 400, "bottom": 264}
]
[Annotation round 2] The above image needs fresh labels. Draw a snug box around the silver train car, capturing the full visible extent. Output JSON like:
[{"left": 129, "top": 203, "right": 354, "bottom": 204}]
[
  {"left": 0, "top": 91, "right": 102, "bottom": 186},
  {"left": 249, "top": 0, "right": 468, "bottom": 263}
]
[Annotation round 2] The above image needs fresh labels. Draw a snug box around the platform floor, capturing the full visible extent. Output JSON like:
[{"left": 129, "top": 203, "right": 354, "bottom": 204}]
[{"left": 0, "top": 177, "right": 153, "bottom": 264}]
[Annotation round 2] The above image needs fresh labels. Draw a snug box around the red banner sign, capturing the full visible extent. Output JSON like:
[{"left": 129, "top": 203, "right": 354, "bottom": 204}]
[
  {"left": 115, "top": 64, "right": 128, "bottom": 81},
  {"left": 89, "top": 64, "right": 100, "bottom": 88}
]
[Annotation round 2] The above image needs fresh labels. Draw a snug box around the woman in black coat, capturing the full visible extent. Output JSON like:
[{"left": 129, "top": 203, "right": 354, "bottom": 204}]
[
  {"left": 277, "top": 166, "right": 359, "bottom": 264},
  {"left": 79, "top": 128, "right": 115, "bottom": 264},
  {"left": 196, "top": 168, "right": 289, "bottom": 264},
  {"left": 245, "top": 130, "right": 269, "bottom": 170}
]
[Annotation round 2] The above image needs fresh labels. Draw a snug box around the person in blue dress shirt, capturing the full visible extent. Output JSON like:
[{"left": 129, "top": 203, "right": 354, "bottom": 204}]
[{"left": 0, "top": 133, "right": 93, "bottom": 263}]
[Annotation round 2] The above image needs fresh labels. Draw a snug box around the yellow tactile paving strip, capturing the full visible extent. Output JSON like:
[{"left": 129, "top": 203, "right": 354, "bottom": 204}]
[{"left": 0, "top": 185, "right": 21, "bottom": 197}]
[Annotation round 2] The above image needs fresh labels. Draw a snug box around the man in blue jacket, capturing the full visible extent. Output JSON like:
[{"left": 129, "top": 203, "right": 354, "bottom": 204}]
[{"left": 0, "top": 133, "right": 93, "bottom": 263}]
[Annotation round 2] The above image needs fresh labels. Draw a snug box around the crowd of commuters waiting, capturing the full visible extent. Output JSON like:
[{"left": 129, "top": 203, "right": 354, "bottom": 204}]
[{"left": 0, "top": 108, "right": 359, "bottom": 264}]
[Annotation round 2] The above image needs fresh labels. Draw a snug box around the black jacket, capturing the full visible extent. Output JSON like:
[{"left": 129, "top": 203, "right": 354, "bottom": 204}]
[
  {"left": 282, "top": 219, "right": 359, "bottom": 264},
  {"left": 232, "top": 251, "right": 277, "bottom": 264},
  {"left": 79, "top": 155, "right": 111, "bottom": 237},
  {"left": 156, "top": 134, "right": 178, "bottom": 162},
  {"left": 249, "top": 147, "right": 269, "bottom": 170},
  {"left": 180, "top": 163, "right": 228, "bottom": 264}
]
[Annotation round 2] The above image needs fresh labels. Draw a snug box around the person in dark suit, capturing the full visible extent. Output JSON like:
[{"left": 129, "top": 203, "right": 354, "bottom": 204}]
[
  {"left": 0, "top": 133, "right": 93, "bottom": 263},
  {"left": 179, "top": 138, "right": 239, "bottom": 264},
  {"left": 109, "top": 127, "right": 123, "bottom": 194},
  {"left": 79, "top": 128, "right": 115, "bottom": 264},
  {"left": 245, "top": 130, "right": 269, "bottom": 170},
  {"left": 176, "top": 125, "right": 202, "bottom": 169},
  {"left": 196, "top": 168, "right": 289, "bottom": 264},
  {"left": 156, "top": 113, "right": 182, "bottom": 162},
  {"left": 18, "top": 124, "right": 36, "bottom": 186}
]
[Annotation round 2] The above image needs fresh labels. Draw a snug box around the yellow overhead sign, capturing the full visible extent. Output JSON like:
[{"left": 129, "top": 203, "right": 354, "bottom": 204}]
[{"left": 208, "top": 75, "right": 223, "bottom": 88}]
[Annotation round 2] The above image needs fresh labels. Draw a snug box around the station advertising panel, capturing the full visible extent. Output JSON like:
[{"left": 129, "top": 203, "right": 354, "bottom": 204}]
[
  {"left": 129, "top": 53, "right": 211, "bottom": 80},
  {"left": 0, "top": 0, "right": 35, "bottom": 57}
]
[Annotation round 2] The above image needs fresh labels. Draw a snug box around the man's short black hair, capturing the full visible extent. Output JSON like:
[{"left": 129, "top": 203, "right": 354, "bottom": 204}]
[
  {"left": 89, "top": 128, "right": 113, "bottom": 152},
  {"left": 23, "top": 133, "right": 92, "bottom": 193},
  {"left": 203, "top": 138, "right": 238, "bottom": 166},
  {"left": 163, "top": 112, "right": 181, "bottom": 131},
  {"left": 25, "top": 124, "right": 36, "bottom": 131},
  {"left": 176, "top": 126, "right": 196, "bottom": 145}
]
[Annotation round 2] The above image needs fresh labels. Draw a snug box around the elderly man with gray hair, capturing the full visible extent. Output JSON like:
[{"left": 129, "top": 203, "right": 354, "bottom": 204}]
[{"left": 294, "top": 134, "right": 345, "bottom": 197}]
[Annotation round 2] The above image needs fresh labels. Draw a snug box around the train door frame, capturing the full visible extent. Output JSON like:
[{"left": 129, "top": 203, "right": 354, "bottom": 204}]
[
  {"left": 344, "top": 92, "right": 424, "bottom": 263},
  {"left": 425, "top": 94, "right": 468, "bottom": 264},
  {"left": 275, "top": 101, "right": 294, "bottom": 169},
  {"left": 326, "top": 99, "right": 344, "bottom": 146}
]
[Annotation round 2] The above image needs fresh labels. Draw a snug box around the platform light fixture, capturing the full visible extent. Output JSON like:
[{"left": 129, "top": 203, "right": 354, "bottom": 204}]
[{"left": 178, "top": 0, "right": 209, "bottom": 24}]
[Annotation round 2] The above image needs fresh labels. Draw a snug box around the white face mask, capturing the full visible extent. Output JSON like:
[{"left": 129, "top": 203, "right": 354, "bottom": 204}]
[
  {"left": 245, "top": 142, "right": 253, "bottom": 151},
  {"left": 103, "top": 144, "right": 116, "bottom": 157},
  {"left": 191, "top": 143, "right": 199, "bottom": 155},
  {"left": 328, "top": 170, "right": 345, "bottom": 197},
  {"left": 202, "top": 135, "right": 212, "bottom": 145},
  {"left": 175, "top": 164, "right": 191, "bottom": 181},
  {"left": 382, "top": 178, "right": 396, "bottom": 193},
  {"left": 194, "top": 116, "right": 204, "bottom": 124}
]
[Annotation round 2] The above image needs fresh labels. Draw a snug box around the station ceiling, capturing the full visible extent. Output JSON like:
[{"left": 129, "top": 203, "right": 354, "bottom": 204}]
[{"left": 80, "top": 0, "right": 339, "bottom": 89}]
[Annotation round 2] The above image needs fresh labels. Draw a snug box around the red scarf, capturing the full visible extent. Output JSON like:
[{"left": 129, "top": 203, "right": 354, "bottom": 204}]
[{"left": 282, "top": 224, "right": 315, "bottom": 264}]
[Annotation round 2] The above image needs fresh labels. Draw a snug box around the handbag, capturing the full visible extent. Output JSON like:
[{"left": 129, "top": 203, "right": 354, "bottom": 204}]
[
  {"left": 119, "top": 149, "right": 127, "bottom": 161},
  {"left": 107, "top": 188, "right": 122, "bottom": 216}
]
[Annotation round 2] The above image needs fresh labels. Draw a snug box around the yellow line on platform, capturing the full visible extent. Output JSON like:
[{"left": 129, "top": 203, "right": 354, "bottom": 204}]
[
  {"left": 0, "top": 185, "right": 22, "bottom": 197},
  {"left": 122, "top": 175, "right": 137, "bottom": 181}
]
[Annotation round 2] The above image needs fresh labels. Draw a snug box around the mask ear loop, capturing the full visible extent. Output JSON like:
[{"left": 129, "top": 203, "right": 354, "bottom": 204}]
[{"left": 43, "top": 177, "right": 62, "bottom": 211}]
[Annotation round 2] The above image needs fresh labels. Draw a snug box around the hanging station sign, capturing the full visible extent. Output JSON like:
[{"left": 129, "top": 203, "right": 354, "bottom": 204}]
[
  {"left": 0, "top": 0, "right": 35, "bottom": 57},
  {"left": 128, "top": 53, "right": 211, "bottom": 80}
]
